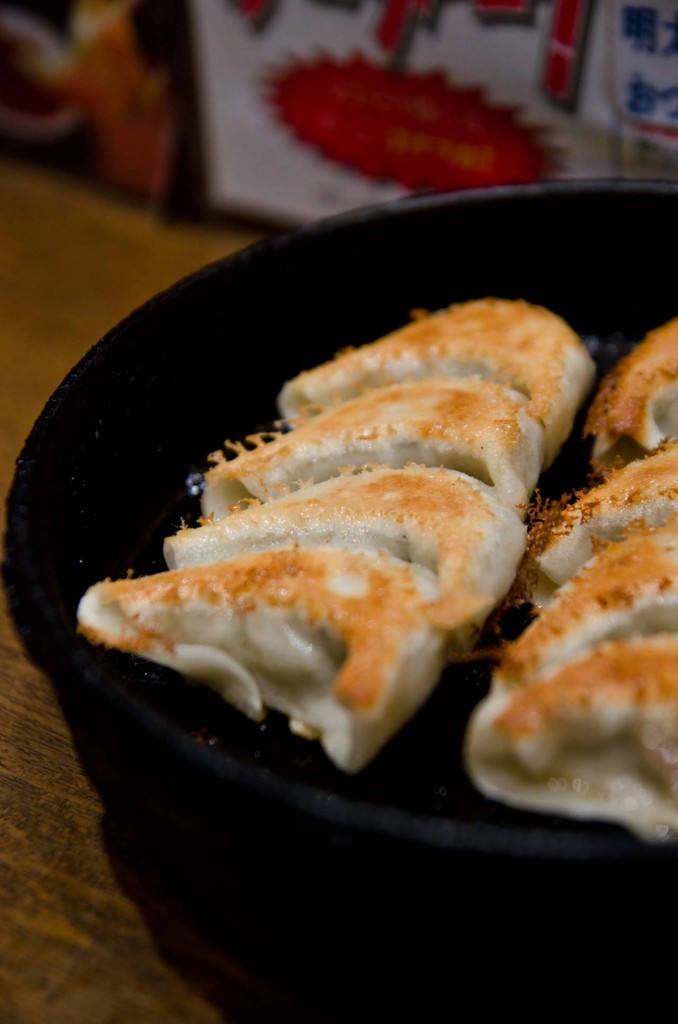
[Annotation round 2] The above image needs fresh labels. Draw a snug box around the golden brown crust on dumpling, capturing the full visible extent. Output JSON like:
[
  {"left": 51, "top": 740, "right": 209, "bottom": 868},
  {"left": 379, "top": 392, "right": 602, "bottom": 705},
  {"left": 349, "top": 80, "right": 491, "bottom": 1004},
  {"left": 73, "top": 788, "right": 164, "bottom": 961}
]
[
  {"left": 278, "top": 297, "right": 595, "bottom": 467},
  {"left": 500, "top": 524, "right": 678, "bottom": 687},
  {"left": 464, "top": 631, "right": 678, "bottom": 839},
  {"left": 528, "top": 441, "right": 678, "bottom": 600},
  {"left": 553, "top": 440, "right": 678, "bottom": 534},
  {"left": 166, "top": 465, "right": 526, "bottom": 656},
  {"left": 584, "top": 317, "right": 678, "bottom": 460},
  {"left": 203, "top": 377, "right": 544, "bottom": 515},
  {"left": 78, "top": 547, "right": 442, "bottom": 712},
  {"left": 495, "top": 636, "right": 678, "bottom": 740}
]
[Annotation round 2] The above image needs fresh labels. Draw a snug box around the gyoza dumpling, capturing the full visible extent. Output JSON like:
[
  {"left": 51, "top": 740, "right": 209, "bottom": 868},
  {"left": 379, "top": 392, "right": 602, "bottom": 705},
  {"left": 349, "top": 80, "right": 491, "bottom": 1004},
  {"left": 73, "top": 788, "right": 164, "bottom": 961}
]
[
  {"left": 77, "top": 546, "right": 448, "bottom": 774},
  {"left": 497, "top": 524, "right": 678, "bottom": 689},
  {"left": 278, "top": 297, "right": 596, "bottom": 468},
  {"left": 165, "top": 465, "right": 527, "bottom": 656},
  {"left": 464, "top": 524, "right": 678, "bottom": 839},
  {"left": 585, "top": 315, "right": 678, "bottom": 465},
  {"left": 202, "top": 377, "right": 544, "bottom": 518},
  {"left": 465, "top": 634, "right": 678, "bottom": 840},
  {"left": 530, "top": 440, "right": 678, "bottom": 604}
]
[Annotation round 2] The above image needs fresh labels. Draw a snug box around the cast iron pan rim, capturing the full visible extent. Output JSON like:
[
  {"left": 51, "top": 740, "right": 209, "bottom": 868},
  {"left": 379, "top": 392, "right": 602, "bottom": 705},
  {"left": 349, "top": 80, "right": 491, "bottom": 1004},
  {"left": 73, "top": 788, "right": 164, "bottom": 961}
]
[{"left": 5, "top": 179, "right": 678, "bottom": 866}]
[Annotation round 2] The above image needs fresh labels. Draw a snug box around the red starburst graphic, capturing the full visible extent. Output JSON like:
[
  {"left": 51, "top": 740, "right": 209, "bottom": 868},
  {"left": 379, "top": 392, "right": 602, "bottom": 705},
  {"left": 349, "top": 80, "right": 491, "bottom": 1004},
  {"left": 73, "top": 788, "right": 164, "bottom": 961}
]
[{"left": 268, "top": 56, "right": 552, "bottom": 191}]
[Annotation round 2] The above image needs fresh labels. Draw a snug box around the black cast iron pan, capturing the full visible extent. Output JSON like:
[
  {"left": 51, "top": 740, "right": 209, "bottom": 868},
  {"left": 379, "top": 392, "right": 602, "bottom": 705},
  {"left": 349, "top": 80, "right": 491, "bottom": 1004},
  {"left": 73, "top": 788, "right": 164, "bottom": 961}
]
[{"left": 5, "top": 181, "right": 678, "bottom": 1012}]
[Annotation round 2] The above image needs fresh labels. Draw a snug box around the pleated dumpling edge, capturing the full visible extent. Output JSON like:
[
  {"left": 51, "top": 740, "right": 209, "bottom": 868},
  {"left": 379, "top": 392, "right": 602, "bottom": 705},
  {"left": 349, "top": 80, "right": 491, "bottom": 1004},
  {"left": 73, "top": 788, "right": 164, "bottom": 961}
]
[{"left": 77, "top": 546, "right": 449, "bottom": 775}]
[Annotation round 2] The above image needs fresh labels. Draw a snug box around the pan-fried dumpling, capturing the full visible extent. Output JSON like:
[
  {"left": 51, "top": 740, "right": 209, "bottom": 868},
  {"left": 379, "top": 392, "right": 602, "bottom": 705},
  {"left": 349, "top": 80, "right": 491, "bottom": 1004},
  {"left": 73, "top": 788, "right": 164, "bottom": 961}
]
[
  {"left": 464, "top": 524, "right": 678, "bottom": 839},
  {"left": 278, "top": 297, "right": 596, "bottom": 468},
  {"left": 202, "top": 377, "right": 544, "bottom": 518},
  {"left": 497, "top": 524, "right": 678, "bottom": 689},
  {"left": 465, "top": 634, "right": 678, "bottom": 840},
  {"left": 530, "top": 441, "right": 678, "bottom": 604},
  {"left": 585, "top": 316, "right": 678, "bottom": 465},
  {"left": 165, "top": 465, "right": 527, "bottom": 656},
  {"left": 77, "top": 547, "right": 448, "bottom": 774}
]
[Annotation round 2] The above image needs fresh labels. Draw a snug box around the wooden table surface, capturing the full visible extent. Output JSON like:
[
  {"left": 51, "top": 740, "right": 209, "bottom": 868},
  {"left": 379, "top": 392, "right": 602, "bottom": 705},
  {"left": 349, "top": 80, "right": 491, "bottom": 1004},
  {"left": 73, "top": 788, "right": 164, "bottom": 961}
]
[{"left": 0, "top": 157, "right": 335, "bottom": 1024}]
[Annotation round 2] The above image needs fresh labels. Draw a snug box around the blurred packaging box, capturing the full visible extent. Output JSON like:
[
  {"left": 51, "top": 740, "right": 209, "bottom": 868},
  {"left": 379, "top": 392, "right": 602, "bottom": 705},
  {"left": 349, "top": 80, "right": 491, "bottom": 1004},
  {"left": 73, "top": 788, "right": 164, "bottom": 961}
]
[
  {"left": 180, "top": 0, "right": 678, "bottom": 226},
  {"left": 3, "top": 2, "right": 678, "bottom": 226},
  {"left": 0, "top": 1, "right": 177, "bottom": 205}
]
